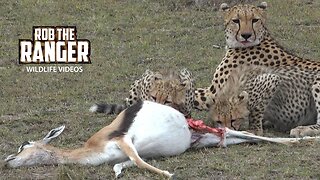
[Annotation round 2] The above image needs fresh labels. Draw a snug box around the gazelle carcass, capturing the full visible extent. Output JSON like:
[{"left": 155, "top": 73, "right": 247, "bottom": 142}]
[
  {"left": 5, "top": 101, "right": 190, "bottom": 178},
  {"left": 4, "top": 101, "right": 319, "bottom": 178}
]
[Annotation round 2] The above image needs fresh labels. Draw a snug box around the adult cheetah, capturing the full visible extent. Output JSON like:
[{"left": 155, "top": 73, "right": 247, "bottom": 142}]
[{"left": 194, "top": 2, "right": 320, "bottom": 137}]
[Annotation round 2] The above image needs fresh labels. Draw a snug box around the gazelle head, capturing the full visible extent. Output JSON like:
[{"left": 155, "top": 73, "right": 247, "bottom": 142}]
[{"left": 4, "top": 125, "right": 65, "bottom": 168}]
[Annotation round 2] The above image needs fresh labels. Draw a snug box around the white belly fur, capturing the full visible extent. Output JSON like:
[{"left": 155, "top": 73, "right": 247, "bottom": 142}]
[{"left": 127, "top": 101, "right": 191, "bottom": 158}]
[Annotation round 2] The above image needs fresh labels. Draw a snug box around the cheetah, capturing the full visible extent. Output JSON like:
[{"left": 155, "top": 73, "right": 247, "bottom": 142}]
[
  {"left": 90, "top": 69, "right": 194, "bottom": 117},
  {"left": 209, "top": 66, "right": 318, "bottom": 135},
  {"left": 194, "top": 2, "right": 320, "bottom": 137}
]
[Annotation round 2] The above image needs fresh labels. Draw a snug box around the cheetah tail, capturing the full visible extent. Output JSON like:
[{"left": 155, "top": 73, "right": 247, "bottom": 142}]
[{"left": 89, "top": 103, "right": 126, "bottom": 115}]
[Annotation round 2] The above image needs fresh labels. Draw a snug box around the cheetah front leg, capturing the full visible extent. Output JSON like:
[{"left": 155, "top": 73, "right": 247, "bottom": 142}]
[
  {"left": 247, "top": 74, "right": 281, "bottom": 135},
  {"left": 248, "top": 106, "right": 265, "bottom": 136},
  {"left": 290, "top": 75, "right": 320, "bottom": 137}
]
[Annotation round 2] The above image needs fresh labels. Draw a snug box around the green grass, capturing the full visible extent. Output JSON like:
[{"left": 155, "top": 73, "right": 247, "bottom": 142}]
[{"left": 1, "top": 0, "right": 320, "bottom": 179}]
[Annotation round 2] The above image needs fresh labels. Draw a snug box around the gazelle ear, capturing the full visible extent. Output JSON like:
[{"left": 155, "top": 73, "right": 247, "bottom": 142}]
[{"left": 42, "top": 125, "right": 65, "bottom": 144}]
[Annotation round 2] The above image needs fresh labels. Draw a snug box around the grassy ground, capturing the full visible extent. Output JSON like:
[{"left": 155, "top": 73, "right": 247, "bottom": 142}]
[{"left": 1, "top": 0, "right": 320, "bottom": 179}]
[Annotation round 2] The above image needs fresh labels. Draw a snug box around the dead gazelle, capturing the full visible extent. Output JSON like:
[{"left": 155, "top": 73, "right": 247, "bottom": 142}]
[
  {"left": 5, "top": 101, "right": 191, "bottom": 178},
  {"left": 4, "top": 101, "right": 319, "bottom": 178}
]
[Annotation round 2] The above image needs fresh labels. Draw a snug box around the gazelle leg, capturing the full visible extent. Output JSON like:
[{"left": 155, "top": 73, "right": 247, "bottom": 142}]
[
  {"left": 116, "top": 136, "right": 173, "bottom": 178},
  {"left": 113, "top": 160, "right": 135, "bottom": 178}
]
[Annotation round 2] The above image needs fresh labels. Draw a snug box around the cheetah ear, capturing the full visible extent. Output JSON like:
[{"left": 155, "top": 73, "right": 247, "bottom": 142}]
[
  {"left": 238, "top": 91, "right": 249, "bottom": 103},
  {"left": 220, "top": 3, "right": 230, "bottom": 11},
  {"left": 154, "top": 74, "right": 163, "bottom": 81},
  {"left": 175, "top": 82, "right": 186, "bottom": 92},
  {"left": 179, "top": 82, "right": 186, "bottom": 89},
  {"left": 180, "top": 80, "right": 191, "bottom": 88},
  {"left": 257, "top": 2, "right": 267, "bottom": 10}
]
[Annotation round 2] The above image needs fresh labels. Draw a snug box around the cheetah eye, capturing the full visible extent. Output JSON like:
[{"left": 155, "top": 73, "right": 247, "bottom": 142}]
[
  {"left": 232, "top": 19, "right": 240, "bottom": 24},
  {"left": 252, "top": 18, "right": 259, "bottom": 23},
  {"left": 164, "top": 100, "right": 172, "bottom": 104}
]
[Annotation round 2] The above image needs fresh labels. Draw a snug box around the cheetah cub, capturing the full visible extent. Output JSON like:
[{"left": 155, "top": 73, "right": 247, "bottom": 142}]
[
  {"left": 90, "top": 69, "right": 194, "bottom": 118},
  {"left": 209, "top": 66, "right": 318, "bottom": 137}
]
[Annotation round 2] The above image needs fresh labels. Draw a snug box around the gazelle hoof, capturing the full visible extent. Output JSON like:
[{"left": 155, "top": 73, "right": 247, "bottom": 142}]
[
  {"left": 163, "top": 170, "right": 174, "bottom": 178},
  {"left": 170, "top": 173, "right": 177, "bottom": 180},
  {"left": 113, "top": 164, "right": 123, "bottom": 178}
]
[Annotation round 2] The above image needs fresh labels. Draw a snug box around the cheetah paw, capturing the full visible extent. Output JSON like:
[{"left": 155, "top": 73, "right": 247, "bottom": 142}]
[{"left": 290, "top": 126, "right": 320, "bottom": 138}]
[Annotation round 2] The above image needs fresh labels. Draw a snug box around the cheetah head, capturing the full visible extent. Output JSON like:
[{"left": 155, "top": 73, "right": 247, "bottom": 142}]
[
  {"left": 221, "top": 2, "right": 268, "bottom": 48},
  {"left": 150, "top": 79, "right": 189, "bottom": 115},
  {"left": 209, "top": 91, "right": 250, "bottom": 130}
]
